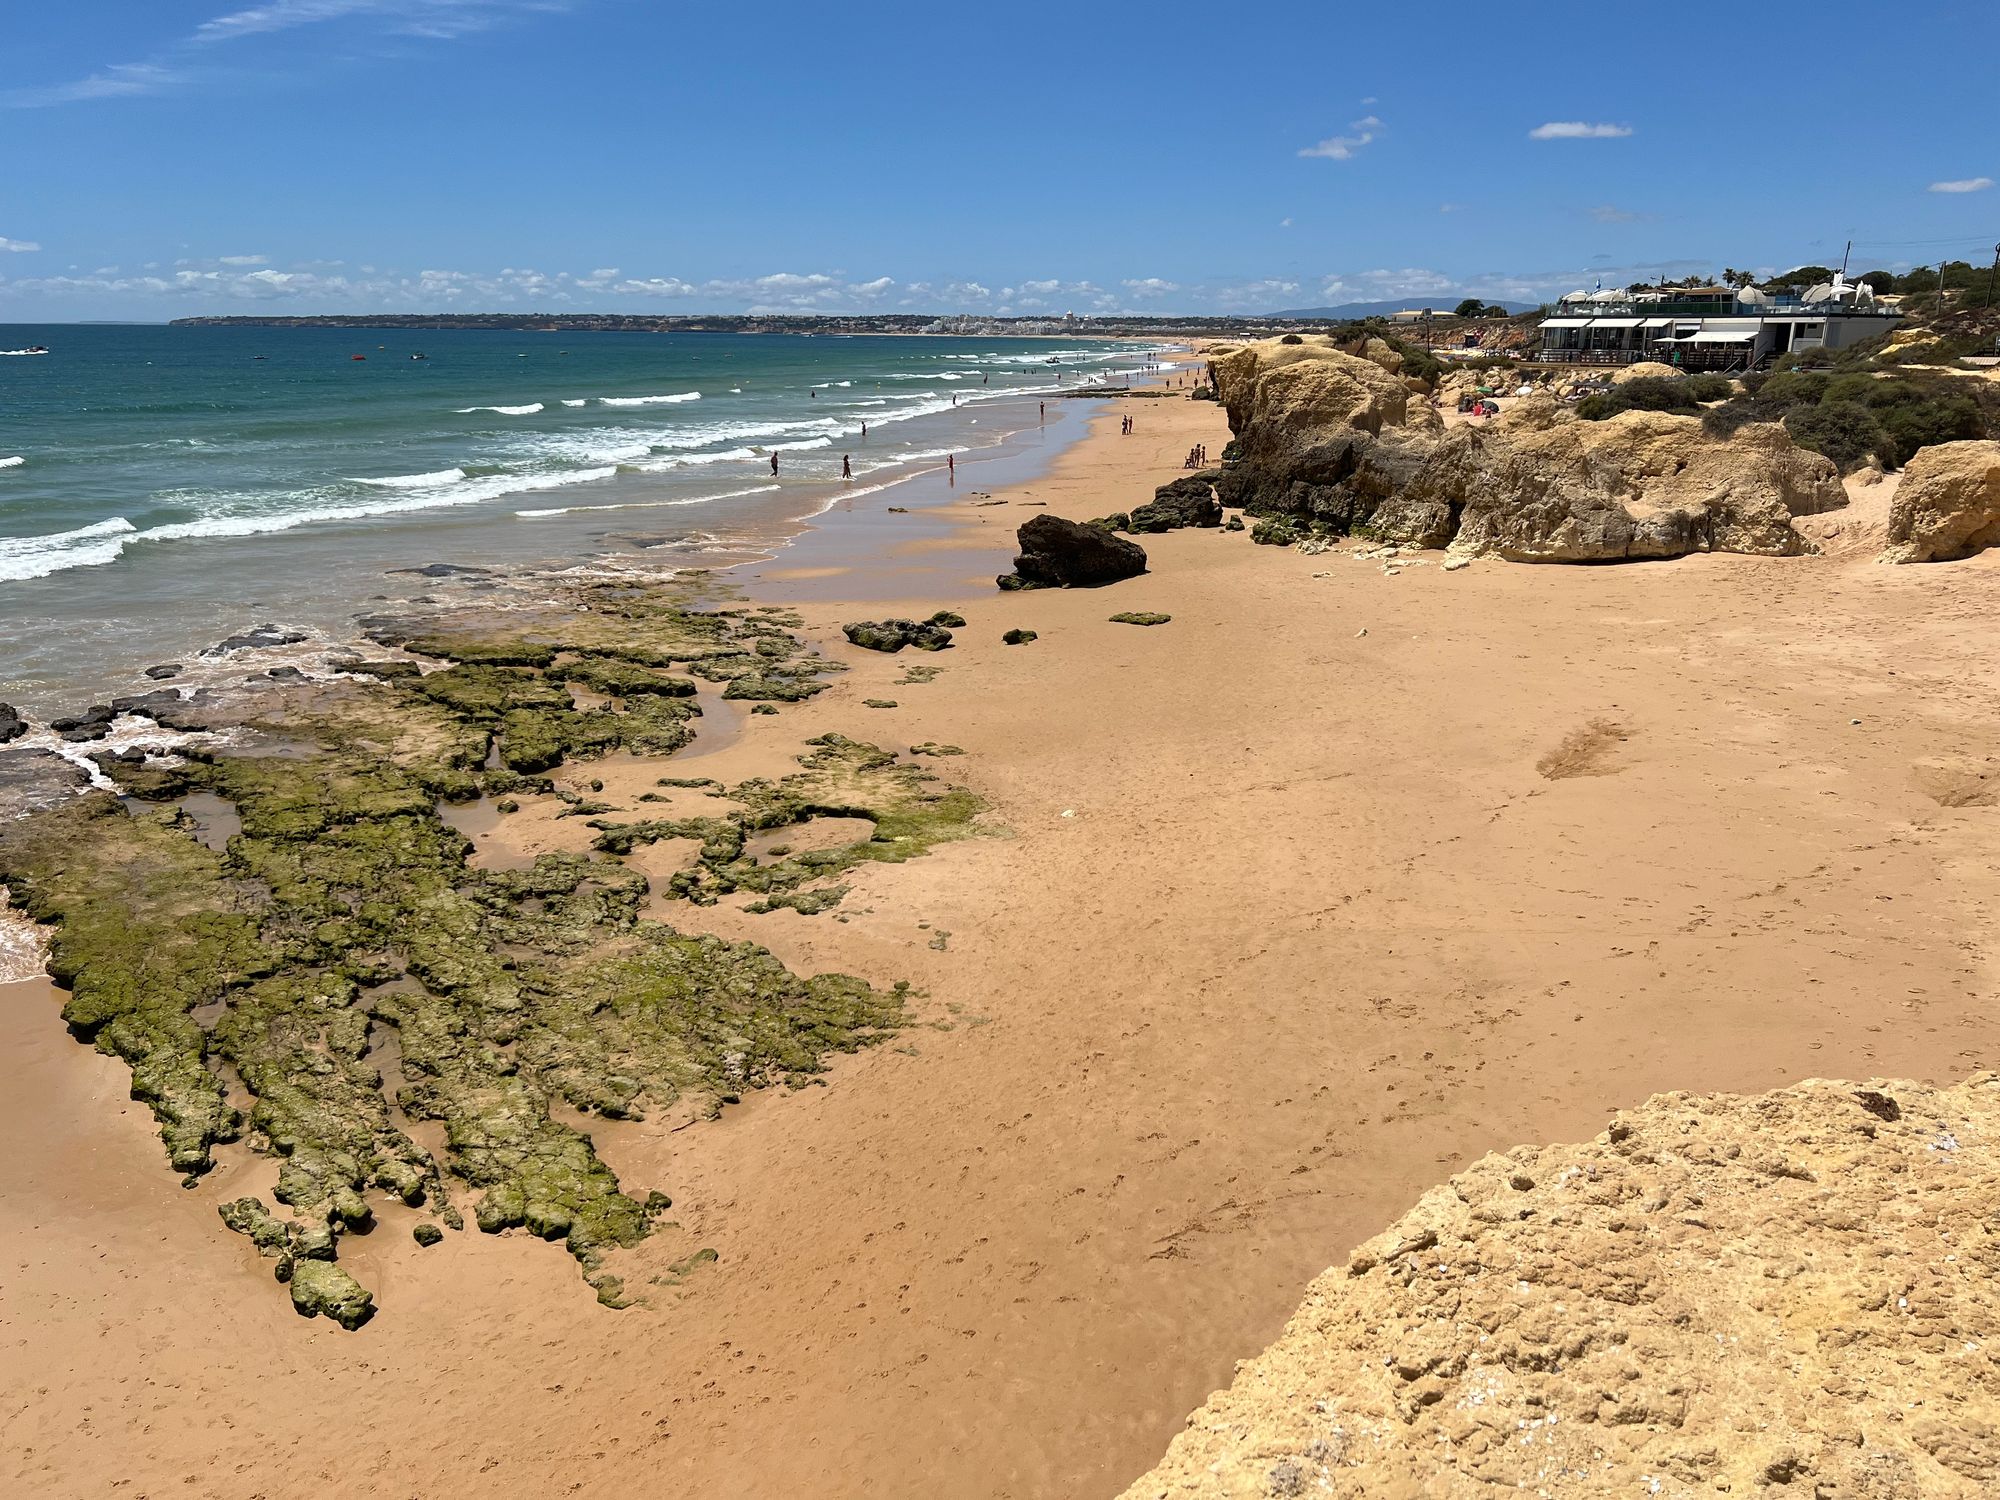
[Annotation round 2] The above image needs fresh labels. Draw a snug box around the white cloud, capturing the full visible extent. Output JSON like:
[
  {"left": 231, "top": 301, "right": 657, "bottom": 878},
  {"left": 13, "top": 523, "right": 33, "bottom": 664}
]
[
  {"left": 1929, "top": 177, "right": 1994, "bottom": 193},
  {"left": 1279, "top": 217, "right": 1293, "bottom": 228},
  {"left": 1121, "top": 278, "right": 1180, "bottom": 297},
  {"left": 11, "top": 2, "right": 565, "bottom": 108},
  {"left": 217, "top": 253, "right": 268, "bottom": 265},
  {"left": 1299, "top": 115, "right": 1382, "bottom": 160},
  {"left": 1588, "top": 205, "right": 1642, "bottom": 223},
  {"left": 4, "top": 63, "right": 184, "bottom": 108},
  {"left": 193, "top": 0, "right": 564, "bottom": 45},
  {"left": 0, "top": 237, "right": 40, "bottom": 253},
  {"left": 1529, "top": 121, "right": 1632, "bottom": 140}
]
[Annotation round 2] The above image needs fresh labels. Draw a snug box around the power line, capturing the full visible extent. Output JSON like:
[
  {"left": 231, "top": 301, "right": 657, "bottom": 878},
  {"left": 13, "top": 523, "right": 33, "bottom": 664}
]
[{"left": 1844, "top": 233, "right": 2000, "bottom": 250}]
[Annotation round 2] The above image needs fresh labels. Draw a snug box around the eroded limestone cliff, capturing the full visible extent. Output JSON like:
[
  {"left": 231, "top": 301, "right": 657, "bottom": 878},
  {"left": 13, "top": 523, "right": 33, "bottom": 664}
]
[{"left": 1121, "top": 1074, "right": 2000, "bottom": 1499}]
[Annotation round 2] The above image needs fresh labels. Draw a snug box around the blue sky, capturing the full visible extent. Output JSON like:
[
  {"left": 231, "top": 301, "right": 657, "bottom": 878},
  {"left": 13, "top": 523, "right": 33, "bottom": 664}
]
[{"left": 3, "top": 0, "right": 1997, "bottom": 319}]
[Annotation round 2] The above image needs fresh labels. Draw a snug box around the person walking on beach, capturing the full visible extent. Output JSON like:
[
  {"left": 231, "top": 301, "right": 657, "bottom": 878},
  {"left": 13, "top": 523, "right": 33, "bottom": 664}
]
[
  {"left": 842, "top": 454, "right": 852, "bottom": 479},
  {"left": 770, "top": 452, "right": 779, "bottom": 475},
  {"left": 947, "top": 453, "right": 955, "bottom": 481},
  {"left": 1039, "top": 401, "right": 1045, "bottom": 422}
]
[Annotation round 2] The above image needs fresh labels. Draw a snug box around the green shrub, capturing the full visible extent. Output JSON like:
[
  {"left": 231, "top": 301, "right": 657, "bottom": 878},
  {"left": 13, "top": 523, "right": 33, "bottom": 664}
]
[
  {"left": 1784, "top": 401, "right": 1885, "bottom": 472},
  {"left": 1872, "top": 390, "right": 1984, "bottom": 465},
  {"left": 1759, "top": 371, "right": 1829, "bottom": 406},
  {"left": 1575, "top": 392, "right": 1631, "bottom": 420},
  {"left": 1681, "top": 373, "right": 1736, "bottom": 403}
]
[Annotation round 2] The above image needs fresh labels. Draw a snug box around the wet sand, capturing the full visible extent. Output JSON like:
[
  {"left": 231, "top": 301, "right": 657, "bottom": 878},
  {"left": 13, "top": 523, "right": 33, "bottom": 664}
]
[{"left": 8, "top": 390, "right": 2000, "bottom": 1497}]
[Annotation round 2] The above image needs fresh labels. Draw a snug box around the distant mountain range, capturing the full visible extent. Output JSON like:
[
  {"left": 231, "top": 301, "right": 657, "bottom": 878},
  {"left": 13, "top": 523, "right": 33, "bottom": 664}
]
[{"left": 1273, "top": 298, "right": 1539, "bottom": 320}]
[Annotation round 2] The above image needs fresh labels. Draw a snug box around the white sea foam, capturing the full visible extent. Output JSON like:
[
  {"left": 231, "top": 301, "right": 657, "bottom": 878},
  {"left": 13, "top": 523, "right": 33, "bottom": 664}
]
[
  {"left": 631, "top": 446, "right": 762, "bottom": 471},
  {"left": 561, "top": 398, "right": 588, "bottom": 408},
  {"left": 351, "top": 467, "right": 468, "bottom": 489},
  {"left": 457, "top": 403, "right": 545, "bottom": 415},
  {"left": 599, "top": 391, "right": 701, "bottom": 407},
  {"left": 141, "top": 467, "right": 621, "bottom": 545},
  {"left": 0, "top": 517, "right": 141, "bottom": 582},
  {"left": 0, "top": 456, "right": 23, "bottom": 469},
  {"left": 515, "top": 482, "right": 781, "bottom": 519},
  {"left": 0, "top": 886, "right": 50, "bottom": 985}
]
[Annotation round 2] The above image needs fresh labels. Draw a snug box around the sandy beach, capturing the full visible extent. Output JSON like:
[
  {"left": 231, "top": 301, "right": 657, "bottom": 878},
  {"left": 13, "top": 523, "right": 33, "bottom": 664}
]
[{"left": 8, "top": 382, "right": 2000, "bottom": 1498}]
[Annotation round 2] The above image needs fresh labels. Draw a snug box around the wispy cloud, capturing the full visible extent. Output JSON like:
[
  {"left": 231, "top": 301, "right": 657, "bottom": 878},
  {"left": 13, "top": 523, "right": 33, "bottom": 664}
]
[
  {"left": 1121, "top": 277, "right": 1180, "bottom": 297},
  {"left": 0, "top": 237, "right": 40, "bottom": 253},
  {"left": 1299, "top": 115, "right": 1382, "bottom": 161},
  {"left": 217, "top": 253, "right": 269, "bottom": 265},
  {"left": 3, "top": 62, "right": 186, "bottom": 108},
  {"left": 1588, "top": 205, "right": 1645, "bottom": 223},
  {"left": 1929, "top": 176, "right": 1994, "bottom": 193},
  {"left": 1529, "top": 121, "right": 1633, "bottom": 140},
  {"left": 8, "top": 1, "right": 566, "bottom": 108}
]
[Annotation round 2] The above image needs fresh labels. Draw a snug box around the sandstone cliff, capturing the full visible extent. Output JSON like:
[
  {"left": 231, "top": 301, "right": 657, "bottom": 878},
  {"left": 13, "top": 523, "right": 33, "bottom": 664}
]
[
  {"left": 1208, "top": 338, "right": 1845, "bottom": 562},
  {"left": 1881, "top": 440, "right": 2000, "bottom": 563},
  {"left": 1120, "top": 1074, "right": 2000, "bottom": 1499}
]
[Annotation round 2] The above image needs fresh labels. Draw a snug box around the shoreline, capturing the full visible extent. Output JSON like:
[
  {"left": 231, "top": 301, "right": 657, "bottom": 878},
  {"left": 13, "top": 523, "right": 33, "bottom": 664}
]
[
  {"left": 10, "top": 374, "right": 2000, "bottom": 1498},
  {"left": 0, "top": 366, "right": 1172, "bottom": 724}
]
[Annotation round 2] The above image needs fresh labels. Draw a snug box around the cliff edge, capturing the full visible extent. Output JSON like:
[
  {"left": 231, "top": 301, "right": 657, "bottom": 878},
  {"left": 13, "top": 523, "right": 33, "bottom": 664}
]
[{"left": 1120, "top": 1075, "right": 2000, "bottom": 1499}]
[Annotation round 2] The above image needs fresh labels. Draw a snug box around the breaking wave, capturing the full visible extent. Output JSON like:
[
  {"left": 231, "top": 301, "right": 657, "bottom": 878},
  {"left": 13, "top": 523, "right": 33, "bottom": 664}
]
[{"left": 599, "top": 391, "right": 701, "bottom": 407}]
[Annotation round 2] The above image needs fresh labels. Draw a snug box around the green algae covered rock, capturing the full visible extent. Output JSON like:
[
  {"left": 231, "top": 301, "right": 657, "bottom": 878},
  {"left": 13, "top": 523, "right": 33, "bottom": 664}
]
[
  {"left": 1003, "top": 629, "right": 1039, "bottom": 645},
  {"left": 287, "top": 1258, "right": 375, "bottom": 1330},
  {"left": 0, "top": 581, "right": 970, "bottom": 1329},
  {"left": 594, "top": 735, "right": 984, "bottom": 913},
  {"left": 1109, "top": 612, "right": 1172, "bottom": 626}
]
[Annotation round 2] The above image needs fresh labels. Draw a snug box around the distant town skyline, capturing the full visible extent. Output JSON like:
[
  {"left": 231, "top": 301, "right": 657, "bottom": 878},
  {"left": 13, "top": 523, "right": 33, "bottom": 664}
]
[{"left": 4, "top": 0, "right": 1996, "bottom": 320}]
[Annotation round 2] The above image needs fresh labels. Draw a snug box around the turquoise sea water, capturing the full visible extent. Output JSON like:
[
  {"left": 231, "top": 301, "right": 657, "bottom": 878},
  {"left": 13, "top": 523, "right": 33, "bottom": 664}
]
[{"left": 0, "top": 325, "right": 1168, "bottom": 709}]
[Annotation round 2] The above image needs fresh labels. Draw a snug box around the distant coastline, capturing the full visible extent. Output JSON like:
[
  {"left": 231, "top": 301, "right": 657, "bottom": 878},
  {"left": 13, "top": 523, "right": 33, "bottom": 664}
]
[{"left": 163, "top": 311, "right": 1373, "bottom": 339}]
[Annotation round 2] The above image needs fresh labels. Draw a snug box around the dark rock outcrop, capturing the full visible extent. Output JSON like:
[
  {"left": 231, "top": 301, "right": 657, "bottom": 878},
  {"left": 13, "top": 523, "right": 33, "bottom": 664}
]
[
  {"left": 0, "top": 704, "right": 25, "bottom": 744},
  {"left": 1128, "top": 475, "right": 1223, "bottom": 533},
  {"left": 207, "top": 623, "right": 309, "bottom": 654},
  {"left": 842, "top": 618, "right": 955, "bottom": 653},
  {"left": 997, "top": 515, "right": 1147, "bottom": 590}
]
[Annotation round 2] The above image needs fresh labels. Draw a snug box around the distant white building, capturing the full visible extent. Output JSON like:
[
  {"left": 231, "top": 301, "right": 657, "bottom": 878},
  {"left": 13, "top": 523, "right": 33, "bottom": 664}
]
[{"left": 1534, "top": 275, "right": 1902, "bottom": 370}]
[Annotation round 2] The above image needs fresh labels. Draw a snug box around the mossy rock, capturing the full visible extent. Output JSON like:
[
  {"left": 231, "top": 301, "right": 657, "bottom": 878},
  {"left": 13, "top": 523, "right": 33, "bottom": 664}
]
[
  {"left": 1002, "top": 629, "right": 1038, "bottom": 645},
  {"left": 0, "top": 579, "right": 933, "bottom": 1329},
  {"left": 1109, "top": 612, "right": 1171, "bottom": 627},
  {"left": 287, "top": 1258, "right": 375, "bottom": 1330}
]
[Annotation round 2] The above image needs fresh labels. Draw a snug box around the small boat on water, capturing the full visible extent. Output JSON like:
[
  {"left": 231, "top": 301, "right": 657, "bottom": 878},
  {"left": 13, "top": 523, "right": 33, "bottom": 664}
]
[
  {"left": 411, "top": 352, "right": 427, "bottom": 360},
  {"left": 3, "top": 345, "right": 50, "bottom": 356},
  {"left": 350, "top": 354, "right": 367, "bottom": 361}
]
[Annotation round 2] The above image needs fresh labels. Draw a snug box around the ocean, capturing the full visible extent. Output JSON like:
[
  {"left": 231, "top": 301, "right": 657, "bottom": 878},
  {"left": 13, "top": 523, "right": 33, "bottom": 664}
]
[{"left": 0, "top": 324, "right": 1171, "bottom": 713}]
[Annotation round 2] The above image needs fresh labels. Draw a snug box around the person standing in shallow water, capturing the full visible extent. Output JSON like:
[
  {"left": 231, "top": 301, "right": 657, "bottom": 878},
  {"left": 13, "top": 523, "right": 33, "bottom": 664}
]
[
  {"left": 841, "top": 454, "right": 851, "bottom": 479},
  {"left": 770, "top": 452, "right": 778, "bottom": 475}
]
